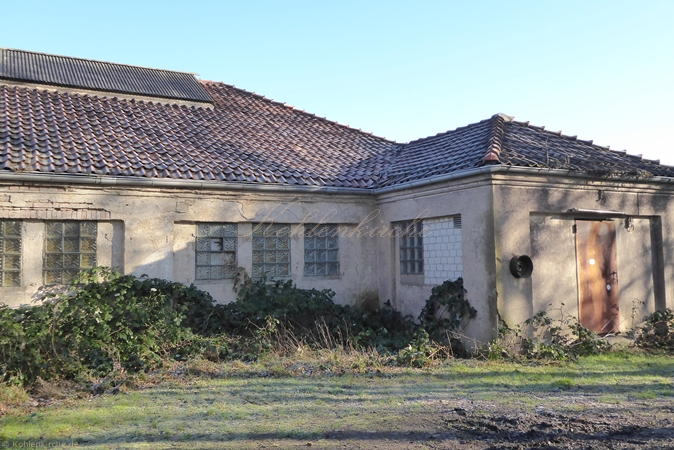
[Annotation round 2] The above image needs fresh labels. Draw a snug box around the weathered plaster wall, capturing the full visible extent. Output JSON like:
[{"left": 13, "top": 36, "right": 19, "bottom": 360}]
[
  {"left": 376, "top": 176, "right": 497, "bottom": 345},
  {"left": 0, "top": 181, "right": 380, "bottom": 307},
  {"left": 493, "top": 173, "right": 674, "bottom": 332}
]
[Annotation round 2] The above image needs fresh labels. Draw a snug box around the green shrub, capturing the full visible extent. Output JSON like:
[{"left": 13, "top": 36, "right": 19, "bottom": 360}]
[
  {"left": 488, "top": 307, "right": 611, "bottom": 361},
  {"left": 0, "top": 267, "right": 223, "bottom": 385},
  {"left": 0, "top": 270, "right": 480, "bottom": 387},
  {"left": 227, "top": 271, "right": 416, "bottom": 355},
  {"left": 418, "top": 278, "right": 476, "bottom": 356},
  {"left": 635, "top": 308, "right": 674, "bottom": 352}
]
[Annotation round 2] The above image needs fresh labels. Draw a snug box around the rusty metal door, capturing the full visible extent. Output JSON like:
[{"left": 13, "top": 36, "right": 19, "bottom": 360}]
[{"left": 575, "top": 220, "right": 619, "bottom": 333}]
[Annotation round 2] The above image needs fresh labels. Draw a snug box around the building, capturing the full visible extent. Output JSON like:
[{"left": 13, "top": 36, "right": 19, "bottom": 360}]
[{"left": 2, "top": 48, "right": 673, "bottom": 344}]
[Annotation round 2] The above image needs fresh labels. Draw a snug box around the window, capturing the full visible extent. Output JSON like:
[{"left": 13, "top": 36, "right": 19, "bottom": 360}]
[
  {"left": 304, "top": 224, "right": 339, "bottom": 276},
  {"left": 196, "top": 223, "right": 237, "bottom": 280},
  {"left": 0, "top": 221, "right": 21, "bottom": 286},
  {"left": 397, "top": 220, "right": 423, "bottom": 274},
  {"left": 44, "top": 221, "right": 97, "bottom": 284},
  {"left": 252, "top": 223, "right": 290, "bottom": 277}
]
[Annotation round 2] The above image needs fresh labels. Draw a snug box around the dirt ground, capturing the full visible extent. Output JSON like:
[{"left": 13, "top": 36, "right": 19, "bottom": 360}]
[{"left": 318, "top": 397, "right": 674, "bottom": 450}]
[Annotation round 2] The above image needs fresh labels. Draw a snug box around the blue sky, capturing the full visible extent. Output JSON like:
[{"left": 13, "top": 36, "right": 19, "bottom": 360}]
[{"left": 2, "top": 1, "right": 672, "bottom": 163}]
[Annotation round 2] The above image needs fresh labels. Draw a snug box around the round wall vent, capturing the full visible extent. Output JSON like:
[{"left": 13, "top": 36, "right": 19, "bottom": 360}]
[{"left": 509, "top": 255, "right": 533, "bottom": 278}]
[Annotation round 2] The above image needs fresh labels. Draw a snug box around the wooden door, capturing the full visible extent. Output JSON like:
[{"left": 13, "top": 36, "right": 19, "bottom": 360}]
[{"left": 575, "top": 220, "right": 619, "bottom": 333}]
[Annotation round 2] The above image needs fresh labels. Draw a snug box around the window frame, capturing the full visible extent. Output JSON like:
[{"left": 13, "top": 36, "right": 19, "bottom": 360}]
[
  {"left": 304, "top": 224, "right": 340, "bottom": 276},
  {"left": 44, "top": 221, "right": 97, "bottom": 285},
  {"left": 396, "top": 220, "right": 424, "bottom": 275},
  {"left": 0, "top": 220, "right": 22, "bottom": 287},
  {"left": 195, "top": 223, "right": 238, "bottom": 281},
  {"left": 252, "top": 223, "right": 291, "bottom": 278}
]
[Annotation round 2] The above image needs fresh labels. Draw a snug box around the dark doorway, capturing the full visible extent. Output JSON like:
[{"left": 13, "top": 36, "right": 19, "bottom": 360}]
[{"left": 575, "top": 220, "right": 619, "bottom": 333}]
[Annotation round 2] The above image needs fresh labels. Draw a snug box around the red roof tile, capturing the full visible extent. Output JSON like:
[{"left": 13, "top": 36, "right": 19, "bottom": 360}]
[
  {"left": 2, "top": 72, "right": 673, "bottom": 190},
  {"left": 0, "top": 82, "right": 400, "bottom": 188}
]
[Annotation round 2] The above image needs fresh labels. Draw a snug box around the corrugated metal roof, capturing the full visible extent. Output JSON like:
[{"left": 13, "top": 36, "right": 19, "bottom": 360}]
[{"left": 0, "top": 48, "right": 213, "bottom": 103}]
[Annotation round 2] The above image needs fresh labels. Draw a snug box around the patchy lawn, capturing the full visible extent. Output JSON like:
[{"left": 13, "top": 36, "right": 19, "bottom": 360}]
[{"left": 1, "top": 352, "right": 674, "bottom": 449}]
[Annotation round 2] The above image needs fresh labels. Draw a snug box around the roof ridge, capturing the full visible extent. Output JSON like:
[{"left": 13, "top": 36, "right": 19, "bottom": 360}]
[
  {"left": 404, "top": 116, "right": 496, "bottom": 146},
  {"left": 201, "top": 80, "right": 398, "bottom": 144},
  {"left": 0, "top": 47, "right": 199, "bottom": 76},
  {"left": 483, "top": 113, "right": 512, "bottom": 164}
]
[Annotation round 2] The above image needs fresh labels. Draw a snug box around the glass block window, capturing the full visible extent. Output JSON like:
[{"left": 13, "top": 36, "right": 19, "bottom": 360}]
[
  {"left": 195, "top": 223, "right": 238, "bottom": 280},
  {"left": 304, "top": 225, "right": 339, "bottom": 276},
  {"left": 252, "top": 223, "right": 290, "bottom": 278},
  {"left": 44, "top": 222, "right": 97, "bottom": 285},
  {"left": 397, "top": 220, "right": 424, "bottom": 274},
  {"left": 0, "top": 221, "right": 22, "bottom": 287}
]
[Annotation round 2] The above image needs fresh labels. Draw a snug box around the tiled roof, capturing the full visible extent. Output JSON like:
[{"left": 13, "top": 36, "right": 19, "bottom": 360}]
[
  {"left": 1, "top": 51, "right": 673, "bottom": 190},
  {"left": 378, "top": 113, "right": 674, "bottom": 187},
  {"left": 0, "top": 48, "right": 213, "bottom": 104},
  {"left": 0, "top": 82, "right": 400, "bottom": 188}
]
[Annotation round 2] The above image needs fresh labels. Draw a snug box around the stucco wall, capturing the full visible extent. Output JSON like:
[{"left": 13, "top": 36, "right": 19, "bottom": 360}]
[
  {"left": 376, "top": 175, "right": 498, "bottom": 345},
  {"left": 5, "top": 170, "right": 674, "bottom": 343},
  {"left": 493, "top": 173, "right": 673, "bottom": 332},
  {"left": 0, "top": 181, "right": 380, "bottom": 308}
]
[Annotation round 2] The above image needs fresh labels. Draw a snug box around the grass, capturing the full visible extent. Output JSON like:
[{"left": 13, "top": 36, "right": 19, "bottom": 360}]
[{"left": 1, "top": 350, "right": 673, "bottom": 448}]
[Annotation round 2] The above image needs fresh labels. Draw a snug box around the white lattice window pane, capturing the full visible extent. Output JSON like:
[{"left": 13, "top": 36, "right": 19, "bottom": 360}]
[
  {"left": 277, "top": 264, "right": 289, "bottom": 276},
  {"left": 209, "top": 224, "right": 223, "bottom": 237},
  {"left": 63, "top": 238, "right": 79, "bottom": 253},
  {"left": 222, "top": 238, "right": 236, "bottom": 251},
  {"left": 64, "top": 223, "right": 79, "bottom": 236},
  {"left": 63, "top": 254, "right": 79, "bottom": 269},
  {"left": 278, "top": 251, "right": 290, "bottom": 263},
  {"left": 4, "top": 254, "right": 20, "bottom": 269},
  {"left": 253, "top": 251, "right": 265, "bottom": 263},
  {"left": 224, "top": 264, "right": 237, "bottom": 277},
  {"left": 81, "top": 253, "right": 96, "bottom": 268},
  {"left": 196, "top": 266, "right": 210, "bottom": 280},
  {"left": 81, "top": 237, "right": 97, "bottom": 252},
  {"left": 197, "top": 224, "right": 210, "bottom": 237},
  {"left": 253, "top": 238, "right": 265, "bottom": 249},
  {"left": 252, "top": 265, "right": 265, "bottom": 278},
  {"left": 45, "top": 270, "right": 61, "bottom": 284},
  {"left": 305, "top": 251, "right": 315, "bottom": 262},
  {"left": 222, "top": 224, "right": 237, "bottom": 236},
  {"left": 46, "top": 222, "right": 62, "bottom": 237},
  {"left": 4, "top": 222, "right": 21, "bottom": 236},
  {"left": 194, "top": 223, "right": 238, "bottom": 280},
  {"left": 4, "top": 239, "right": 20, "bottom": 253},
  {"left": 62, "top": 269, "right": 78, "bottom": 283},
  {"left": 3, "top": 271, "right": 20, "bottom": 286},
  {"left": 304, "top": 224, "right": 339, "bottom": 277},
  {"left": 196, "top": 238, "right": 210, "bottom": 251},
  {"left": 304, "top": 263, "right": 316, "bottom": 275},
  {"left": 210, "top": 238, "right": 223, "bottom": 252},
  {"left": 45, "top": 254, "right": 62, "bottom": 269},
  {"left": 196, "top": 252, "right": 210, "bottom": 265},
  {"left": 210, "top": 253, "right": 226, "bottom": 265},
  {"left": 210, "top": 266, "right": 225, "bottom": 279},
  {"left": 46, "top": 238, "right": 63, "bottom": 253},
  {"left": 81, "top": 222, "right": 97, "bottom": 237}
]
